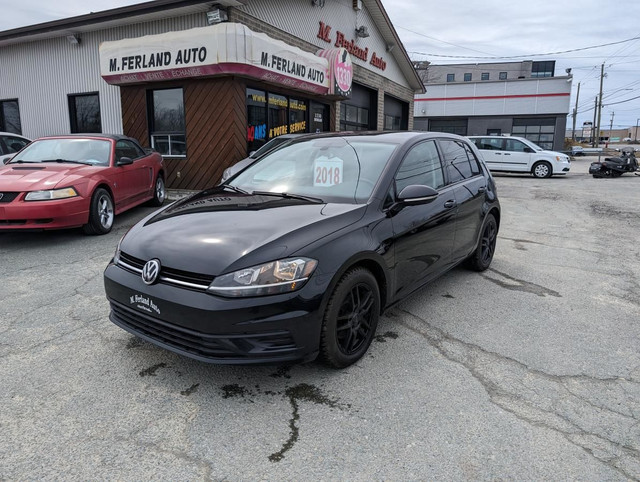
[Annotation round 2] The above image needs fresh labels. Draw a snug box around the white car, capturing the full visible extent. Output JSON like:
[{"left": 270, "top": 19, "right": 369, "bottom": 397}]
[
  {"left": 0, "top": 132, "right": 31, "bottom": 164},
  {"left": 468, "top": 135, "right": 570, "bottom": 178}
]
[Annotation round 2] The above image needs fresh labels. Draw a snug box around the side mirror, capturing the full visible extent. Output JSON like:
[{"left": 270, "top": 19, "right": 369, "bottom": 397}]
[
  {"left": 2, "top": 156, "right": 13, "bottom": 165},
  {"left": 397, "top": 185, "right": 439, "bottom": 206},
  {"left": 117, "top": 156, "right": 133, "bottom": 166},
  {"left": 249, "top": 150, "right": 257, "bottom": 158},
  {"left": 524, "top": 147, "right": 535, "bottom": 153}
]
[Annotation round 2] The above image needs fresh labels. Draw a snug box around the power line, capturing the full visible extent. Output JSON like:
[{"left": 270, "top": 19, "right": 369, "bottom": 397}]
[
  {"left": 407, "top": 34, "right": 640, "bottom": 60},
  {"left": 397, "top": 26, "right": 497, "bottom": 56}
]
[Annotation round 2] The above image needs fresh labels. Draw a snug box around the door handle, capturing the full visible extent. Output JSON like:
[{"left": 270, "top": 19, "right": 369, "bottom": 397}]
[
  {"left": 504, "top": 153, "right": 511, "bottom": 156},
  {"left": 444, "top": 200, "right": 457, "bottom": 209}
]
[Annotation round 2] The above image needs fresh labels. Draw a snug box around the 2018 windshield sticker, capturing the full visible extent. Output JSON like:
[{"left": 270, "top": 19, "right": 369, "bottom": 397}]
[{"left": 130, "top": 294, "right": 161, "bottom": 315}]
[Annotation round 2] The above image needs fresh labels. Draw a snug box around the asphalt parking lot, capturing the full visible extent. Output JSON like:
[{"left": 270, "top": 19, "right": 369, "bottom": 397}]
[{"left": 1, "top": 156, "right": 639, "bottom": 480}]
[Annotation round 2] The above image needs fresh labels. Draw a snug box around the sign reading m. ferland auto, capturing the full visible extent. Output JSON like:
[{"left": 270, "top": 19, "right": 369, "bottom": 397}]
[{"left": 99, "top": 23, "right": 350, "bottom": 95}]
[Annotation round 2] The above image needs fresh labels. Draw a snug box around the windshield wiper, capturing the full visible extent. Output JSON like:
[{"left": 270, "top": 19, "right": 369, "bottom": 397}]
[
  {"left": 221, "top": 184, "right": 250, "bottom": 195},
  {"left": 251, "top": 191, "right": 324, "bottom": 203},
  {"left": 39, "top": 159, "right": 91, "bottom": 165}
]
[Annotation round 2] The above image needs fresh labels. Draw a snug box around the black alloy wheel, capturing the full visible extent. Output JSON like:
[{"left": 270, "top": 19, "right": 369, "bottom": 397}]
[
  {"left": 467, "top": 213, "right": 498, "bottom": 272},
  {"left": 320, "top": 268, "right": 380, "bottom": 368}
]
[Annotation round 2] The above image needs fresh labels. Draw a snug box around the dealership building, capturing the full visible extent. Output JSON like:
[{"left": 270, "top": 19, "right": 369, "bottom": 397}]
[
  {"left": 0, "top": 0, "right": 423, "bottom": 190},
  {"left": 413, "top": 60, "right": 572, "bottom": 151}
]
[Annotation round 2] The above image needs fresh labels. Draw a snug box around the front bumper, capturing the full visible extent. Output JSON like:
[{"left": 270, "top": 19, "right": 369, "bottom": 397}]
[
  {"left": 0, "top": 195, "right": 89, "bottom": 230},
  {"left": 104, "top": 263, "right": 329, "bottom": 364}
]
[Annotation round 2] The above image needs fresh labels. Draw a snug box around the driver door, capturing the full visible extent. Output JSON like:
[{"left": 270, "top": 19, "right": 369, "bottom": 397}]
[
  {"left": 389, "top": 140, "right": 457, "bottom": 299},
  {"left": 114, "top": 140, "right": 150, "bottom": 208}
]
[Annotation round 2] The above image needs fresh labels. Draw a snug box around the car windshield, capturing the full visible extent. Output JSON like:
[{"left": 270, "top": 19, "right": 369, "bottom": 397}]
[
  {"left": 10, "top": 139, "right": 111, "bottom": 166},
  {"left": 229, "top": 137, "right": 397, "bottom": 204}
]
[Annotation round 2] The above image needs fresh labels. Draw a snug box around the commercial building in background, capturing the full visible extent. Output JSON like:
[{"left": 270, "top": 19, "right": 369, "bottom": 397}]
[
  {"left": 0, "top": 0, "right": 422, "bottom": 190},
  {"left": 413, "top": 60, "right": 571, "bottom": 151}
]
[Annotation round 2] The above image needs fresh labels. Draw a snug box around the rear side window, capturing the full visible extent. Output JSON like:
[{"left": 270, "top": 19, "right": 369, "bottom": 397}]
[
  {"left": 463, "top": 143, "right": 481, "bottom": 175},
  {"left": 439, "top": 140, "right": 475, "bottom": 183},
  {"left": 474, "top": 137, "right": 504, "bottom": 151},
  {"left": 395, "top": 140, "right": 445, "bottom": 193}
]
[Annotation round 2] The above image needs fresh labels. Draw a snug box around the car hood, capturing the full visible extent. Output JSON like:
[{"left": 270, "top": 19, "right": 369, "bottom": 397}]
[
  {"left": 0, "top": 163, "right": 100, "bottom": 191},
  {"left": 120, "top": 189, "right": 367, "bottom": 276}
]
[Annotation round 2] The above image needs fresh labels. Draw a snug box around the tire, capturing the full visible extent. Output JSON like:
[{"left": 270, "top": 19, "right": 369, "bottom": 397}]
[
  {"left": 466, "top": 213, "right": 498, "bottom": 272},
  {"left": 83, "top": 188, "right": 114, "bottom": 235},
  {"left": 532, "top": 161, "right": 552, "bottom": 178},
  {"left": 148, "top": 174, "right": 166, "bottom": 207},
  {"left": 320, "top": 268, "right": 380, "bottom": 368},
  {"left": 610, "top": 170, "right": 623, "bottom": 178}
]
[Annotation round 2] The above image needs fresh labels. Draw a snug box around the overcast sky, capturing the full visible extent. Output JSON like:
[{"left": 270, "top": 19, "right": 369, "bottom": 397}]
[{"left": 5, "top": 0, "right": 640, "bottom": 132}]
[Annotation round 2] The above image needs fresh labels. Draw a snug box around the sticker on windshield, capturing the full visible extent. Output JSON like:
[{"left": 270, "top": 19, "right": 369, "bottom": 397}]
[{"left": 313, "top": 156, "right": 343, "bottom": 187}]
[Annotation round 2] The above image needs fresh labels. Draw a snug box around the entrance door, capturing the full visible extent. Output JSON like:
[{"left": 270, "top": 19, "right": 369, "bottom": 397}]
[{"left": 310, "top": 102, "right": 329, "bottom": 133}]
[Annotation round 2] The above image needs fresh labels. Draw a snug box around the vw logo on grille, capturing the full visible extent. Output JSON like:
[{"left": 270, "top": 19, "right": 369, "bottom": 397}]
[{"left": 141, "top": 259, "right": 161, "bottom": 285}]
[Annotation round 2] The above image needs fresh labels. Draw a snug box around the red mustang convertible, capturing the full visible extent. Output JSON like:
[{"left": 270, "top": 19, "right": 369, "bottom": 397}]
[{"left": 0, "top": 135, "right": 165, "bottom": 234}]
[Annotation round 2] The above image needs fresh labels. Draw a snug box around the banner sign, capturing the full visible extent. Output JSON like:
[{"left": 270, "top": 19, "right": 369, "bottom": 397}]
[
  {"left": 317, "top": 48, "right": 353, "bottom": 97},
  {"left": 99, "top": 23, "right": 343, "bottom": 95}
]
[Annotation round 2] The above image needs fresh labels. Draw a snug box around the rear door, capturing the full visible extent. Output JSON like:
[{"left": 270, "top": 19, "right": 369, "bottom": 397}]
[
  {"left": 472, "top": 137, "right": 505, "bottom": 171},
  {"left": 389, "top": 140, "right": 457, "bottom": 299},
  {"left": 438, "top": 138, "right": 486, "bottom": 262}
]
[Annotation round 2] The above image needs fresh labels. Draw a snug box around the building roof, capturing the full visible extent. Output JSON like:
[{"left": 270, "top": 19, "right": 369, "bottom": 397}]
[{"left": 0, "top": 0, "right": 423, "bottom": 92}]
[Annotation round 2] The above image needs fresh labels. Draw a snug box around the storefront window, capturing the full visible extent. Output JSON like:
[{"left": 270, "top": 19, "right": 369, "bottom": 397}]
[
  {"left": 68, "top": 93, "right": 101, "bottom": 133},
  {"left": 148, "top": 88, "right": 186, "bottom": 157},
  {"left": 0, "top": 99, "right": 22, "bottom": 135},
  {"left": 247, "top": 88, "right": 267, "bottom": 154},
  {"left": 340, "top": 105, "right": 370, "bottom": 131},
  {"left": 512, "top": 118, "right": 556, "bottom": 150},
  {"left": 268, "top": 93, "right": 288, "bottom": 139},
  {"left": 289, "top": 98, "right": 307, "bottom": 134}
]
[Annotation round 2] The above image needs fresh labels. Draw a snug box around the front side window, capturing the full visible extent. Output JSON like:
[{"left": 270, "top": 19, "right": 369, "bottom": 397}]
[
  {"left": 464, "top": 73, "right": 472, "bottom": 82},
  {"left": 149, "top": 88, "right": 186, "bottom": 157},
  {"left": 505, "top": 139, "right": 529, "bottom": 152},
  {"left": 395, "top": 140, "right": 444, "bottom": 193},
  {"left": 68, "top": 93, "right": 101, "bottom": 133},
  {"left": 230, "top": 138, "right": 397, "bottom": 203},
  {"left": 0, "top": 99, "right": 22, "bottom": 135},
  {"left": 446, "top": 74, "right": 455, "bottom": 82},
  {"left": 115, "top": 139, "right": 145, "bottom": 162}
]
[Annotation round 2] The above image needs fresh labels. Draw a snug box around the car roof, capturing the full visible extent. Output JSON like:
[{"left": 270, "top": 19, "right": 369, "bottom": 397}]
[
  {"left": 286, "top": 131, "right": 466, "bottom": 144},
  {"left": 0, "top": 132, "right": 29, "bottom": 138},
  {"left": 34, "top": 133, "right": 141, "bottom": 142}
]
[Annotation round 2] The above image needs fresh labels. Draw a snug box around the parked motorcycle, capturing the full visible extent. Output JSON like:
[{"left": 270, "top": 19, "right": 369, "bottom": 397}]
[{"left": 589, "top": 147, "right": 639, "bottom": 178}]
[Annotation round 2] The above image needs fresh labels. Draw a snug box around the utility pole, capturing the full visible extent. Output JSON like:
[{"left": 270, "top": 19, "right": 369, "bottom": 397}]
[
  {"left": 592, "top": 97, "right": 598, "bottom": 147},
  {"left": 596, "top": 63, "right": 605, "bottom": 147},
  {"left": 572, "top": 82, "right": 581, "bottom": 142},
  {"left": 635, "top": 118, "right": 639, "bottom": 143},
  {"left": 609, "top": 111, "right": 614, "bottom": 145}
]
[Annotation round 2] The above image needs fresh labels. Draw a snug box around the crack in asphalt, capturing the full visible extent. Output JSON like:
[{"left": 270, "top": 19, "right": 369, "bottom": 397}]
[
  {"left": 482, "top": 268, "right": 562, "bottom": 298},
  {"left": 397, "top": 308, "right": 640, "bottom": 480}
]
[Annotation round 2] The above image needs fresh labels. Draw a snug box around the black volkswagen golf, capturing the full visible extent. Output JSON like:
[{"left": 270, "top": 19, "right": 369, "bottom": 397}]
[{"left": 104, "top": 132, "right": 500, "bottom": 368}]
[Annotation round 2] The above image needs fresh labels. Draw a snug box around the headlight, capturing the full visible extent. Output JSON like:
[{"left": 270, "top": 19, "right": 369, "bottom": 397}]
[
  {"left": 113, "top": 235, "right": 124, "bottom": 265},
  {"left": 25, "top": 187, "right": 78, "bottom": 201},
  {"left": 208, "top": 257, "right": 318, "bottom": 297}
]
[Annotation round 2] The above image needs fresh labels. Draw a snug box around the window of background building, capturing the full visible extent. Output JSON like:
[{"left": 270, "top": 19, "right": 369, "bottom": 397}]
[
  {"left": 340, "top": 104, "right": 370, "bottom": 131},
  {"left": 481, "top": 72, "right": 490, "bottom": 81},
  {"left": 428, "top": 119, "right": 467, "bottom": 136},
  {"left": 268, "top": 93, "right": 288, "bottom": 139},
  {"left": 68, "top": 93, "right": 101, "bottom": 133},
  {"left": 247, "top": 88, "right": 267, "bottom": 154},
  {"left": 446, "top": 73, "right": 455, "bottom": 82},
  {"left": 499, "top": 72, "right": 507, "bottom": 80},
  {"left": 289, "top": 98, "right": 307, "bottom": 135},
  {"left": 531, "top": 61, "right": 555, "bottom": 78},
  {"left": 512, "top": 117, "right": 556, "bottom": 150},
  {"left": 383, "top": 94, "right": 408, "bottom": 131},
  {"left": 0, "top": 99, "right": 22, "bottom": 135},
  {"left": 464, "top": 73, "right": 472, "bottom": 82},
  {"left": 148, "top": 88, "right": 186, "bottom": 157}
]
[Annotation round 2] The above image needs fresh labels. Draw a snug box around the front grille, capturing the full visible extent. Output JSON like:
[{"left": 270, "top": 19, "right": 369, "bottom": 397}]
[
  {"left": 0, "top": 219, "right": 26, "bottom": 225},
  {"left": 0, "top": 192, "right": 19, "bottom": 203},
  {"left": 109, "top": 301, "right": 297, "bottom": 359},
  {"left": 118, "top": 251, "right": 214, "bottom": 291}
]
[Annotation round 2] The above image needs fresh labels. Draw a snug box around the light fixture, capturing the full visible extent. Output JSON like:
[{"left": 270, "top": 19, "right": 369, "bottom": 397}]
[
  {"left": 206, "top": 8, "right": 228, "bottom": 25},
  {"left": 66, "top": 34, "right": 80, "bottom": 44},
  {"left": 355, "top": 26, "right": 369, "bottom": 38},
  {"left": 386, "top": 43, "right": 395, "bottom": 53}
]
